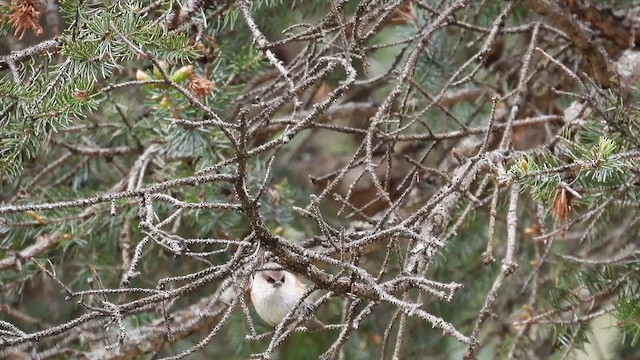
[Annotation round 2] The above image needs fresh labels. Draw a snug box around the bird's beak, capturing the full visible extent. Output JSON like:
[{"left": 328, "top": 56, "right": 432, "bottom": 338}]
[{"left": 272, "top": 280, "right": 284, "bottom": 288}]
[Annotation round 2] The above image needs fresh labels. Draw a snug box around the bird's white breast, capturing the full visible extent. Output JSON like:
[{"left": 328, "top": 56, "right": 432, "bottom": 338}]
[{"left": 251, "top": 272, "right": 302, "bottom": 326}]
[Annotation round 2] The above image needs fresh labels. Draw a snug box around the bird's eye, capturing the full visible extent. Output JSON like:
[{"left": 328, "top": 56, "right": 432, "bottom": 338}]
[
  {"left": 281, "top": 276, "right": 285, "bottom": 283},
  {"left": 267, "top": 277, "right": 275, "bottom": 284}
]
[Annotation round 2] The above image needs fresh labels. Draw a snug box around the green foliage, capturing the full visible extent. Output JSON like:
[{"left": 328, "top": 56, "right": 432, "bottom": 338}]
[
  {"left": 0, "top": 0, "right": 199, "bottom": 179},
  {"left": 614, "top": 296, "right": 640, "bottom": 347},
  {"left": 612, "top": 258, "right": 640, "bottom": 347},
  {"left": 511, "top": 109, "right": 638, "bottom": 206},
  {"left": 0, "top": 0, "right": 288, "bottom": 339}
]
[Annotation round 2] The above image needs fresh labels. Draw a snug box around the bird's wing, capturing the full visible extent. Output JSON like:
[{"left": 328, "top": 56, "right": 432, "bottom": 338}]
[{"left": 303, "top": 316, "right": 325, "bottom": 331}]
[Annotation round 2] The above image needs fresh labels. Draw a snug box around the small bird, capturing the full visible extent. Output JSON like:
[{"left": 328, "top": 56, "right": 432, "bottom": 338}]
[{"left": 250, "top": 262, "right": 324, "bottom": 331}]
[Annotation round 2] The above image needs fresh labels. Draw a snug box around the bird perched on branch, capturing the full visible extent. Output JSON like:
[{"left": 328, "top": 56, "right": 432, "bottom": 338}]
[{"left": 250, "top": 262, "right": 324, "bottom": 331}]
